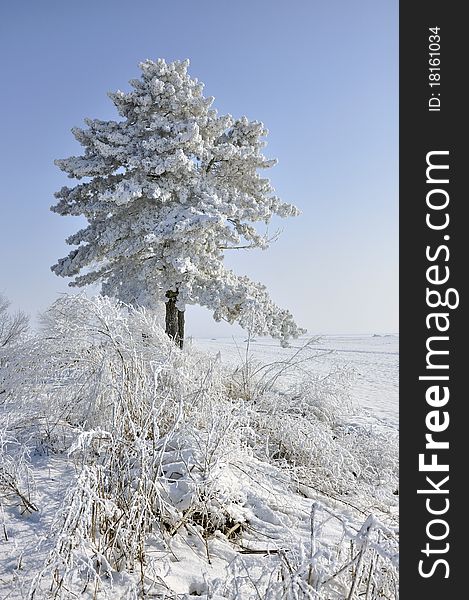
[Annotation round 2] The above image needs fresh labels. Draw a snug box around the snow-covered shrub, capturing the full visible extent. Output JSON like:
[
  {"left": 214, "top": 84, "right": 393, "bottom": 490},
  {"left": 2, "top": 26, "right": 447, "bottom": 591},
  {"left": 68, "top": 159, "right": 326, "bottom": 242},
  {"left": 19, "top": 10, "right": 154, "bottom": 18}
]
[
  {"left": 203, "top": 504, "right": 398, "bottom": 600},
  {"left": 20, "top": 295, "right": 249, "bottom": 596},
  {"left": 0, "top": 424, "right": 37, "bottom": 526},
  {"left": 334, "top": 422, "right": 399, "bottom": 509},
  {"left": 227, "top": 343, "right": 398, "bottom": 512},
  {"left": 4, "top": 295, "right": 216, "bottom": 433},
  {"left": 2, "top": 294, "right": 397, "bottom": 597},
  {"left": 251, "top": 400, "right": 398, "bottom": 511}
]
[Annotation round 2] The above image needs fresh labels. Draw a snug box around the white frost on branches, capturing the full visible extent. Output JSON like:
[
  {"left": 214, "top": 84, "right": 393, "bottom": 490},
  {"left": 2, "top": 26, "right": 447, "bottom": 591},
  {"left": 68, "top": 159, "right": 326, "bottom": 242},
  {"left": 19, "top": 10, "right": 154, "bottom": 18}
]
[
  {"left": 1, "top": 295, "right": 398, "bottom": 598},
  {"left": 0, "top": 294, "right": 28, "bottom": 351},
  {"left": 51, "top": 59, "right": 304, "bottom": 345}
]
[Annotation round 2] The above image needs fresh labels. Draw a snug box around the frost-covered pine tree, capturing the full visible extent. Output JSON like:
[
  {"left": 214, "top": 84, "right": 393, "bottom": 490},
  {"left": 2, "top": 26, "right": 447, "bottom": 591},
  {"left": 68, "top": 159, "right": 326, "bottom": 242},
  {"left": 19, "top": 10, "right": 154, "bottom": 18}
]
[{"left": 52, "top": 59, "right": 304, "bottom": 347}]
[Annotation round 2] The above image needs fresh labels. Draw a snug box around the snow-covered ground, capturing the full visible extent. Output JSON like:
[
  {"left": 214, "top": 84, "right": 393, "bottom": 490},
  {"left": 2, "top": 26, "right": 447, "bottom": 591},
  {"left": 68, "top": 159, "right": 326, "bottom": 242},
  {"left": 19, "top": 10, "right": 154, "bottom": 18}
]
[
  {"left": 1, "top": 302, "right": 399, "bottom": 599},
  {"left": 193, "top": 334, "right": 399, "bottom": 429}
]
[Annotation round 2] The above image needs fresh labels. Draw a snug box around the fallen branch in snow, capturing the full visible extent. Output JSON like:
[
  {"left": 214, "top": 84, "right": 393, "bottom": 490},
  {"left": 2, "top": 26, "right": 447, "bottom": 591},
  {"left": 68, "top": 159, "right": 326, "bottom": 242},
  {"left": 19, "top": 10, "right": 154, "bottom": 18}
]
[{"left": 238, "top": 547, "right": 282, "bottom": 555}]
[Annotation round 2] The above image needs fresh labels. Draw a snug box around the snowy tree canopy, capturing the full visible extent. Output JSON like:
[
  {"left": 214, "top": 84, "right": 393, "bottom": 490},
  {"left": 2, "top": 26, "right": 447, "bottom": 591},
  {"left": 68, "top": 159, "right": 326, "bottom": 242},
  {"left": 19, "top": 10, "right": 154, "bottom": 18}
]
[{"left": 51, "top": 58, "right": 304, "bottom": 345}]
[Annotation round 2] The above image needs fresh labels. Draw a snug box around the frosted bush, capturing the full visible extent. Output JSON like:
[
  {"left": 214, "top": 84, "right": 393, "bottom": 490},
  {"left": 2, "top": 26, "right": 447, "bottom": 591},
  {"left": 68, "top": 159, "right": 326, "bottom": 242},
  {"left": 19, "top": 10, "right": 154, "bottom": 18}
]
[
  {"left": 21, "top": 296, "right": 249, "bottom": 596},
  {"left": 4, "top": 295, "right": 220, "bottom": 434},
  {"left": 229, "top": 347, "right": 398, "bottom": 512},
  {"left": 0, "top": 424, "right": 37, "bottom": 531},
  {"left": 201, "top": 505, "right": 398, "bottom": 600},
  {"left": 0, "top": 294, "right": 398, "bottom": 597}
]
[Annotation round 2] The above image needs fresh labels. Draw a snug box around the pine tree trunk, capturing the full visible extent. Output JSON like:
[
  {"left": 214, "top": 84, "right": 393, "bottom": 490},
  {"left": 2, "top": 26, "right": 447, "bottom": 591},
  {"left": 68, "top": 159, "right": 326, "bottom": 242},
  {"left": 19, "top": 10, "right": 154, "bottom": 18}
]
[
  {"left": 165, "top": 290, "right": 184, "bottom": 349},
  {"left": 177, "top": 309, "right": 185, "bottom": 348}
]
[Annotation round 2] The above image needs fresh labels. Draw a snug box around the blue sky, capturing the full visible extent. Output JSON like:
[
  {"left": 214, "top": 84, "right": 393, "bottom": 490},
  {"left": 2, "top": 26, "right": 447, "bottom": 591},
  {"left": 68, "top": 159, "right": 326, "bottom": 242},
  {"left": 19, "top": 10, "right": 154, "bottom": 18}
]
[{"left": 0, "top": 0, "right": 398, "bottom": 336}]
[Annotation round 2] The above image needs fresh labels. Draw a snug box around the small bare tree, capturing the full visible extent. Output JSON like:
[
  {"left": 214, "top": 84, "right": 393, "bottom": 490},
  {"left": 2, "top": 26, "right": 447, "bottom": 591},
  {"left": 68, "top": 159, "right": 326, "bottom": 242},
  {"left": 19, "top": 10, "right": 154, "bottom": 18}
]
[{"left": 0, "top": 294, "right": 29, "bottom": 350}]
